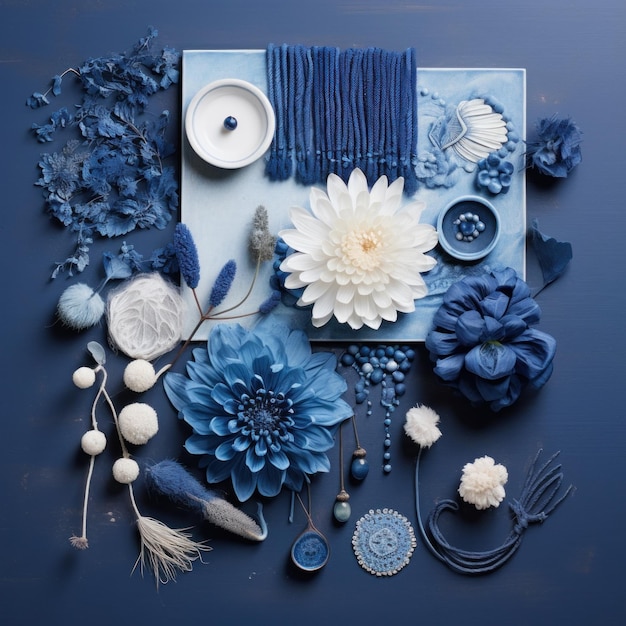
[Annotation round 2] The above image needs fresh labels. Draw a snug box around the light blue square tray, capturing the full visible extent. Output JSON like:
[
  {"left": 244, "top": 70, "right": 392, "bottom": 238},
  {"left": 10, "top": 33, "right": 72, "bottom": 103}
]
[{"left": 180, "top": 50, "right": 526, "bottom": 342}]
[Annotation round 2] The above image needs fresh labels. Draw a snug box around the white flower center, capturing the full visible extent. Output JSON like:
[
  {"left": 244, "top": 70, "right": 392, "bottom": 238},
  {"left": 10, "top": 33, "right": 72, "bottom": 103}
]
[{"left": 340, "top": 228, "right": 384, "bottom": 271}]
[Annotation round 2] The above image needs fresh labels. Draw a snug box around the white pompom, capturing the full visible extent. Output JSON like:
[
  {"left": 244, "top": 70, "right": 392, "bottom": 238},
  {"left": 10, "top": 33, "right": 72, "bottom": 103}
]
[
  {"left": 73, "top": 366, "right": 96, "bottom": 389},
  {"left": 123, "top": 359, "right": 157, "bottom": 392},
  {"left": 80, "top": 429, "right": 107, "bottom": 455},
  {"left": 118, "top": 402, "right": 159, "bottom": 445},
  {"left": 57, "top": 283, "right": 105, "bottom": 330},
  {"left": 112, "top": 458, "right": 140, "bottom": 484}
]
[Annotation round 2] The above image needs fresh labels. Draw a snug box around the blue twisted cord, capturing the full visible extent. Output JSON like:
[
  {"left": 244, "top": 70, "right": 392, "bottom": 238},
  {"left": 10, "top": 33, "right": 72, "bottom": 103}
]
[{"left": 415, "top": 448, "right": 573, "bottom": 575}]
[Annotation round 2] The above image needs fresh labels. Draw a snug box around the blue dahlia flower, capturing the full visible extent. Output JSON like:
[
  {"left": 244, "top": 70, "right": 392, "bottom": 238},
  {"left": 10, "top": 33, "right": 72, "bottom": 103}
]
[
  {"left": 526, "top": 116, "right": 582, "bottom": 178},
  {"left": 425, "top": 268, "right": 556, "bottom": 412},
  {"left": 164, "top": 322, "right": 352, "bottom": 501}
]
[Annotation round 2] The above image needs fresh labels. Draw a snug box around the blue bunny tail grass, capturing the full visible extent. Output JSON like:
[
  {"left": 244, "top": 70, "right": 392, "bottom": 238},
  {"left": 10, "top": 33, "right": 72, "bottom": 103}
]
[
  {"left": 208, "top": 259, "right": 237, "bottom": 308},
  {"left": 173, "top": 223, "right": 200, "bottom": 289},
  {"left": 145, "top": 460, "right": 268, "bottom": 541},
  {"left": 266, "top": 44, "right": 418, "bottom": 193},
  {"left": 417, "top": 449, "right": 572, "bottom": 575}
]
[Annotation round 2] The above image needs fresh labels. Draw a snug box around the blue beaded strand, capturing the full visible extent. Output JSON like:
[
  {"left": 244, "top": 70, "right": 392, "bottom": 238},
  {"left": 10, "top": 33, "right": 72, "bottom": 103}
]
[{"left": 341, "top": 344, "right": 415, "bottom": 474}]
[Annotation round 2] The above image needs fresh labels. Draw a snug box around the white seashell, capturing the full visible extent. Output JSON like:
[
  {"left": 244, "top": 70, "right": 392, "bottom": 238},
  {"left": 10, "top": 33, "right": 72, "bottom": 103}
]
[{"left": 429, "top": 98, "right": 508, "bottom": 163}]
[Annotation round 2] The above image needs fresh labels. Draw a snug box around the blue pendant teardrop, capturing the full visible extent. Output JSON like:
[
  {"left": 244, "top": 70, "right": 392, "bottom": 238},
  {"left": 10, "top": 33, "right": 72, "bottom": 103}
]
[
  {"left": 333, "top": 489, "right": 351, "bottom": 523},
  {"left": 351, "top": 447, "right": 369, "bottom": 480}
]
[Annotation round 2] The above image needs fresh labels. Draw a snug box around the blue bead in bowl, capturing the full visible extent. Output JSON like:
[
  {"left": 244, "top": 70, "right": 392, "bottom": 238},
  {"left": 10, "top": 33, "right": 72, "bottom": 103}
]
[{"left": 437, "top": 195, "right": 500, "bottom": 262}]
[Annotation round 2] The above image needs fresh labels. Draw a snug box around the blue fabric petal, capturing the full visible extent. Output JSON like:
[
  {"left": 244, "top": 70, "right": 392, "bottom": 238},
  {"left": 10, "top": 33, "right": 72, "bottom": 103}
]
[
  {"left": 509, "top": 328, "right": 557, "bottom": 381},
  {"left": 433, "top": 353, "right": 465, "bottom": 382},
  {"left": 425, "top": 330, "right": 460, "bottom": 357},
  {"left": 479, "top": 291, "right": 510, "bottom": 320},
  {"left": 455, "top": 311, "right": 486, "bottom": 346},
  {"left": 465, "top": 342, "right": 517, "bottom": 381}
]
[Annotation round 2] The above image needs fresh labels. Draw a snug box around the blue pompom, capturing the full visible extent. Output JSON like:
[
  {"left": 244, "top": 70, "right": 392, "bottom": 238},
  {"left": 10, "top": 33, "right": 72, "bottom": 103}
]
[{"left": 57, "top": 283, "right": 105, "bottom": 330}]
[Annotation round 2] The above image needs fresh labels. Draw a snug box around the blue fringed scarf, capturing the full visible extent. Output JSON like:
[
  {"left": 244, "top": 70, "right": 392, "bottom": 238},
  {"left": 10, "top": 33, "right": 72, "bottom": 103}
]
[{"left": 266, "top": 44, "right": 418, "bottom": 195}]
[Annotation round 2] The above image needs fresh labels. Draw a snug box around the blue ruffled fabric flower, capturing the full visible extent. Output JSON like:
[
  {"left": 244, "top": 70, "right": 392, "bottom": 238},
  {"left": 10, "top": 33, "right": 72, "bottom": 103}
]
[
  {"left": 164, "top": 322, "right": 352, "bottom": 501},
  {"left": 526, "top": 116, "right": 582, "bottom": 178},
  {"left": 425, "top": 268, "right": 556, "bottom": 411}
]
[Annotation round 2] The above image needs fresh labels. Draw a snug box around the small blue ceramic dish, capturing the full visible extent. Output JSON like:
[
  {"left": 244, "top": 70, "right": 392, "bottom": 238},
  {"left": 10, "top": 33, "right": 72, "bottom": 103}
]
[{"left": 437, "top": 195, "right": 500, "bottom": 262}]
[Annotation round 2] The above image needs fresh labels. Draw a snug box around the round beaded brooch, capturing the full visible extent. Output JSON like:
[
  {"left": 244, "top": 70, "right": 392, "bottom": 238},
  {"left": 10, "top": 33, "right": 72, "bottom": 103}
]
[{"left": 352, "top": 508, "right": 417, "bottom": 576}]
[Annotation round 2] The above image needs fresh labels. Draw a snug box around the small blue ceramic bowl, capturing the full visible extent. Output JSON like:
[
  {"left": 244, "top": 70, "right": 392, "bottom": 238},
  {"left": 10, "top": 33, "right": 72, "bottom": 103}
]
[{"left": 437, "top": 195, "right": 500, "bottom": 261}]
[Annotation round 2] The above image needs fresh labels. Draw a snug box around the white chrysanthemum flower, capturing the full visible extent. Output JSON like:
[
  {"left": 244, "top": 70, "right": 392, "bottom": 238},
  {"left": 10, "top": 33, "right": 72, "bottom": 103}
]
[
  {"left": 404, "top": 404, "right": 442, "bottom": 448},
  {"left": 458, "top": 456, "right": 508, "bottom": 510},
  {"left": 279, "top": 169, "right": 438, "bottom": 330}
]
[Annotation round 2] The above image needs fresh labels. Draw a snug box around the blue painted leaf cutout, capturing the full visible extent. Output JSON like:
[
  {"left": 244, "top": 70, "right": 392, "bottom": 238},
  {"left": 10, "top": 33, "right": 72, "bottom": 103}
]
[{"left": 530, "top": 219, "right": 573, "bottom": 295}]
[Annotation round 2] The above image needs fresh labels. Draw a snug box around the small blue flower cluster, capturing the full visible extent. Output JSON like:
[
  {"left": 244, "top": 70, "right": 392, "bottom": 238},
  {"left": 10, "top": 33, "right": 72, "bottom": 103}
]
[{"left": 476, "top": 153, "right": 515, "bottom": 195}]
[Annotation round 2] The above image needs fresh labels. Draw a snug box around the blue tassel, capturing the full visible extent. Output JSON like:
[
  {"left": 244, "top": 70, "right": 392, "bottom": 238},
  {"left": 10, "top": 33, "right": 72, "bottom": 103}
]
[{"left": 266, "top": 45, "right": 418, "bottom": 192}]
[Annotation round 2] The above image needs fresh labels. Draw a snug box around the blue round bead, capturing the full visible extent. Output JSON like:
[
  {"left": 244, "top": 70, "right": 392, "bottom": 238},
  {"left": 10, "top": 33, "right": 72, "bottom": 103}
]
[
  {"left": 341, "top": 353, "right": 355, "bottom": 366},
  {"left": 383, "top": 451, "right": 391, "bottom": 461},
  {"left": 383, "top": 438, "right": 391, "bottom": 448},
  {"left": 385, "top": 346, "right": 395, "bottom": 357},
  {"left": 375, "top": 348, "right": 385, "bottom": 358},
  {"left": 394, "top": 350, "right": 406, "bottom": 362},
  {"left": 223, "top": 116, "right": 238, "bottom": 130},
  {"left": 370, "top": 368, "right": 384, "bottom": 384},
  {"left": 347, "top": 344, "right": 360, "bottom": 356},
  {"left": 384, "top": 418, "right": 392, "bottom": 426},
  {"left": 355, "top": 391, "right": 368, "bottom": 404},
  {"left": 399, "top": 360, "right": 412, "bottom": 373},
  {"left": 405, "top": 349, "right": 416, "bottom": 361},
  {"left": 351, "top": 457, "right": 370, "bottom": 480},
  {"left": 392, "top": 370, "right": 405, "bottom": 383},
  {"left": 361, "top": 362, "right": 374, "bottom": 374},
  {"left": 383, "top": 464, "right": 392, "bottom": 473},
  {"left": 395, "top": 383, "right": 406, "bottom": 396}
]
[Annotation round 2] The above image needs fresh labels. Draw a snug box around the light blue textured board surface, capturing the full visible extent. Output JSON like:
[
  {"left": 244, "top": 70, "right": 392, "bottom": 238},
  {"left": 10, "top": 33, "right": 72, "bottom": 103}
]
[{"left": 181, "top": 50, "right": 526, "bottom": 341}]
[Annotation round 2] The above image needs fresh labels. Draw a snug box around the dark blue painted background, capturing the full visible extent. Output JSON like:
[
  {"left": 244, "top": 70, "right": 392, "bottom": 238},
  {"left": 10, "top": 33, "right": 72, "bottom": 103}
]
[{"left": 1, "top": 1, "right": 624, "bottom": 624}]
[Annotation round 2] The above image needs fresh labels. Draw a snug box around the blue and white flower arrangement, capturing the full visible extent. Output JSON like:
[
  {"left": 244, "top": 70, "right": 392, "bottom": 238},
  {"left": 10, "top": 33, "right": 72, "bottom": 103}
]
[
  {"left": 425, "top": 267, "right": 556, "bottom": 411},
  {"left": 164, "top": 321, "right": 353, "bottom": 501}
]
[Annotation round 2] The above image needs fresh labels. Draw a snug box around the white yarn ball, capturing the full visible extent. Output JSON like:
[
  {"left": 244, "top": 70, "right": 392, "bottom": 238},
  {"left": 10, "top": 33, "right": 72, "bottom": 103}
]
[
  {"left": 57, "top": 283, "right": 105, "bottom": 330},
  {"left": 107, "top": 273, "right": 183, "bottom": 360},
  {"left": 80, "top": 429, "right": 107, "bottom": 455},
  {"left": 73, "top": 366, "right": 96, "bottom": 389},
  {"left": 118, "top": 402, "right": 159, "bottom": 445},
  {"left": 112, "top": 458, "right": 140, "bottom": 484},
  {"left": 123, "top": 359, "right": 157, "bottom": 392}
]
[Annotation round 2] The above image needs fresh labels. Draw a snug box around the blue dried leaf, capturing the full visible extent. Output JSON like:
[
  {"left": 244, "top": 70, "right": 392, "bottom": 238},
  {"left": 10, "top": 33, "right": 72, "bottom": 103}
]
[
  {"left": 102, "top": 252, "right": 133, "bottom": 281},
  {"left": 52, "top": 75, "right": 63, "bottom": 96},
  {"left": 26, "top": 92, "right": 49, "bottom": 109},
  {"left": 530, "top": 219, "right": 573, "bottom": 290}
]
